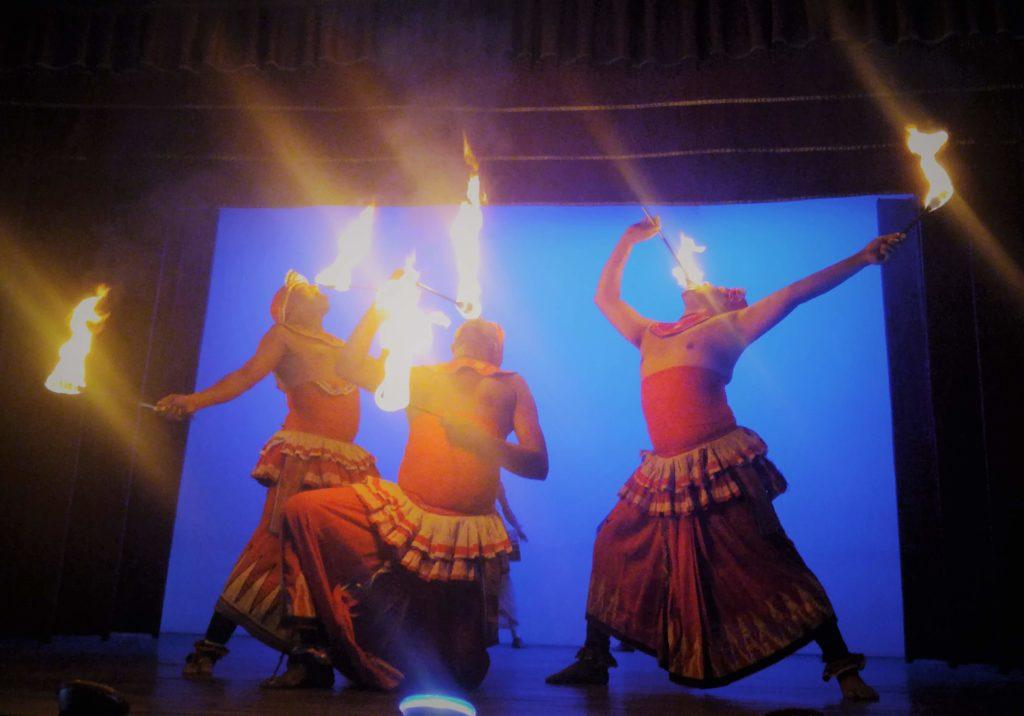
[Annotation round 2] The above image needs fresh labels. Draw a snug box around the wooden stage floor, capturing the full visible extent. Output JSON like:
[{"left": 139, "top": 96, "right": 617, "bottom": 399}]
[{"left": 1, "top": 633, "right": 1021, "bottom": 715}]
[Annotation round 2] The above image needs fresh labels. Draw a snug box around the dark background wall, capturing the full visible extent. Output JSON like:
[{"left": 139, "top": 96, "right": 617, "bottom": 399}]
[{"left": 0, "top": 0, "right": 1021, "bottom": 668}]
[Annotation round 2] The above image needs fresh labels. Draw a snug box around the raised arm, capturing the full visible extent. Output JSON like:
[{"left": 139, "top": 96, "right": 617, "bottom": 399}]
[
  {"left": 595, "top": 218, "right": 661, "bottom": 347},
  {"left": 156, "top": 325, "right": 287, "bottom": 418},
  {"left": 728, "top": 233, "right": 902, "bottom": 348},
  {"left": 336, "top": 304, "right": 384, "bottom": 391}
]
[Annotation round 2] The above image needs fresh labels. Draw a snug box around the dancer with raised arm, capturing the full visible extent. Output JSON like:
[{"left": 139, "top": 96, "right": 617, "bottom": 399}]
[
  {"left": 267, "top": 318, "right": 548, "bottom": 690},
  {"left": 157, "top": 271, "right": 381, "bottom": 681},
  {"left": 546, "top": 217, "right": 900, "bottom": 700}
]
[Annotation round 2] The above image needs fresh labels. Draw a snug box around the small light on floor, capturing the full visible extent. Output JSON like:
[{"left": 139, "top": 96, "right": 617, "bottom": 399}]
[{"left": 398, "top": 693, "right": 477, "bottom": 716}]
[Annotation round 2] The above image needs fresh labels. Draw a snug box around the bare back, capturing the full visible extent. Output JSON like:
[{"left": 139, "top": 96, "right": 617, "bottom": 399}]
[
  {"left": 399, "top": 366, "right": 521, "bottom": 514},
  {"left": 411, "top": 368, "right": 518, "bottom": 438}
]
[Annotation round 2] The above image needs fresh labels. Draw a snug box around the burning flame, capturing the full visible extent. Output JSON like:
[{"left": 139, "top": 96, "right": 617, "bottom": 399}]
[
  {"left": 316, "top": 205, "right": 376, "bottom": 291},
  {"left": 45, "top": 285, "right": 110, "bottom": 395},
  {"left": 670, "top": 232, "right": 707, "bottom": 289},
  {"left": 374, "top": 255, "right": 451, "bottom": 412},
  {"left": 906, "top": 127, "right": 954, "bottom": 212},
  {"left": 449, "top": 135, "right": 484, "bottom": 319}
]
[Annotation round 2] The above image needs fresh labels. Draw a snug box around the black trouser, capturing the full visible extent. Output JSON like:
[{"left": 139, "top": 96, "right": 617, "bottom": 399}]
[
  {"left": 204, "top": 612, "right": 237, "bottom": 645},
  {"left": 584, "top": 616, "right": 850, "bottom": 663}
]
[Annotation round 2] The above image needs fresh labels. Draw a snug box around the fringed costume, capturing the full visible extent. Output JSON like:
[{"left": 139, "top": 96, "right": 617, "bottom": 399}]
[
  {"left": 581, "top": 322, "right": 844, "bottom": 687},
  {"left": 214, "top": 379, "right": 377, "bottom": 652},
  {"left": 281, "top": 359, "right": 515, "bottom": 691}
]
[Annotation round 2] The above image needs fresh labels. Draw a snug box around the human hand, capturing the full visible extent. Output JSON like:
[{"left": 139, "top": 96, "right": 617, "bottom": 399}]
[
  {"left": 155, "top": 393, "right": 200, "bottom": 420},
  {"left": 860, "top": 233, "right": 904, "bottom": 265},
  {"left": 622, "top": 216, "right": 661, "bottom": 245}
]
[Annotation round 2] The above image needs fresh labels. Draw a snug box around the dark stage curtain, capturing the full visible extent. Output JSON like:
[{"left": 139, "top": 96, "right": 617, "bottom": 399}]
[
  {"left": 0, "top": 0, "right": 1022, "bottom": 670},
  {"left": 1, "top": 0, "right": 1021, "bottom": 72}
]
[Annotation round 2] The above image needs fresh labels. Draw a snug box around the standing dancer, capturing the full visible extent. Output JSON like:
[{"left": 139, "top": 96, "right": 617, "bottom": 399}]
[
  {"left": 547, "top": 218, "right": 899, "bottom": 700},
  {"left": 266, "top": 318, "right": 548, "bottom": 690},
  {"left": 157, "top": 271, "right": 381, "bottom": 681},
  {"left": 496, "top": 481, "right": 528, "bottom": 649}
]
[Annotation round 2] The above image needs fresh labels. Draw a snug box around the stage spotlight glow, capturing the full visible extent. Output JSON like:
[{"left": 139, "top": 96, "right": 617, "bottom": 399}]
[{"left": 398, "top": 693, "right": 477, "bottom": 716}]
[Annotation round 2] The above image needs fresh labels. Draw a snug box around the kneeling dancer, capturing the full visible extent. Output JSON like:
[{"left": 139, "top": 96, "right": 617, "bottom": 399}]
[
  {"left": 269, "top": 319, "right": 548, "bottom": 690},
  {"left": 547, "top": 218, "right": 899, "bottom": 700},
  {"left": 157, "top": 272, "right": 381, "bottom": 680}
]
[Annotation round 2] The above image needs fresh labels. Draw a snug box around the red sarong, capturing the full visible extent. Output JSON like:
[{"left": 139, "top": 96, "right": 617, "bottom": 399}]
[
  {"left": 282, "top": 478, "right": 509, "bottom": 691},
  {"left": 587, "top": 434, "right": 835, "bottom": 687}
]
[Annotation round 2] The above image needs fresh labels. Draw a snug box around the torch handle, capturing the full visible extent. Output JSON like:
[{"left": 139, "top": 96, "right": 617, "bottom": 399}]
[
  {"left": 416, "top": 281, "right": 463, "bottom": 309},
  {"left": 896, "top": 206, "right": 932, "bottom": 237},
  {"left": 640, "top": 206, "right": 687, "bottom": 272}
]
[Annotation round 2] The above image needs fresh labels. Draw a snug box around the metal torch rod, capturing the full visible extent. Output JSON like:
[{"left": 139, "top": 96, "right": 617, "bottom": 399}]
[
  {"left": 415, "top": 281, "right": 462, "bottom": 308},
  {"left": 897, "top": 206, "right": 932, "bottom": 237},
  {"left": 350, "top": 281, "right": 462, "bottom": 309},
  {"left": 640, "top": 206, "right": 687, "bottom": 272}
]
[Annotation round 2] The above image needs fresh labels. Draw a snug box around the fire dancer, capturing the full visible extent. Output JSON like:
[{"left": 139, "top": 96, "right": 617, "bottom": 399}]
[
  {"left": 546, "top": 217, "right": 900, "bottom": 700},
  {"left": 156, "top": 270, "right": 381, "bottom": 680},
  {"left": 264, "top": 318, "right": 548, "bottom": 690}
]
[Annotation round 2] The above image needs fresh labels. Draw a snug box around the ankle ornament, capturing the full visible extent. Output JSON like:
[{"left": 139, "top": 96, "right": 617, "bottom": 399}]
[{"left": 822, "top": 653, "right": 866, "bottom": 682}]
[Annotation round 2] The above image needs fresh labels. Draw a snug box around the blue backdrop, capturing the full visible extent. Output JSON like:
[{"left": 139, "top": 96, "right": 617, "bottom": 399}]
[{"left": 162, "top": 198, "right": 904, "bottom": 657}]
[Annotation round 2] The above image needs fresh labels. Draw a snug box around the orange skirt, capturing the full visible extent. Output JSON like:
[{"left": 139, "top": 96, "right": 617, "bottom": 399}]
[
  {"left": 281, "top": 482, "right": 507, "bottom": 691},
  {"left": 215, "top": 435, "right": 377, "bottom": 652}
]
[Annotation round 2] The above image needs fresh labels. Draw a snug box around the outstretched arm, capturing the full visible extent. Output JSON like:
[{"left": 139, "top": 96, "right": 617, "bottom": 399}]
[
  {"left": 728, "top": 233, "right": 902, "bottom": 347},
  {"left": 595, "top": 218, "right": 661, "bottom": 347},
  {"left": 156, "top": 325, "right": 287, "bottom": 418},
  {"left": 336, "top": 304, "right": 384, "bottom": 391}
]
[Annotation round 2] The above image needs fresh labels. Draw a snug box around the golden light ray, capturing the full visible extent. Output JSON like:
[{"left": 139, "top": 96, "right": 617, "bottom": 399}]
[
  {"left": 316, "top": 204, "right": 376, "bottom": 290},
  {"left": 832, "top": 11, "right": 1024, "bottom": 304},
  {"left": 45, "top": 285, "right": 110, "bottom": 395},
  {"left": 374, "top": 255, "right": 451, "bottom": 412}
]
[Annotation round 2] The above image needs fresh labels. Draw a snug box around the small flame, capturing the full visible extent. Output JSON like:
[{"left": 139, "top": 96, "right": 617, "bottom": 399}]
[
  {"left": 449, "top": 137, "right": 485, "bottom": 319},
  {"left": 45, "top": 285, "right": 110, "bottom": 395},
  {"left": 462, "top": 133, "right": 480, "bottom": 175},
  {"left": 670, "top": 232, "right": 707, "bottom": 289},
  {"left": 316, "top": 205, "right": 376, "bottom": 291},
  {"left": 285, "top": 269, "right": 309, "bottom": 288},
  {"left": 906, "top": 127, "right": 954, "bottom": 212},
  {"left": 374, "top": 255, "right": 451, "bottom": 412}
]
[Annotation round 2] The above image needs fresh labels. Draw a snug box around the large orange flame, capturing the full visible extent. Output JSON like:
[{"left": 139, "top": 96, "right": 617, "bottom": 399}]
[
  {"left": 449, "top": 136, "right": 484, "bottom": 319},
  {"left": 374, "top": 255, "right": 451, "bottom": 412},
  {"left": 671, "top": 232, "right": 707, "bottom": 289},
  {"left": 316, "top": 205, "right": 376, "bottom": 291},
  {"left": 45, "top": 285, "right": 110, "bottom": 395},
  {"left": 906, "top": 127, "right": 954, "bottom": 211}
]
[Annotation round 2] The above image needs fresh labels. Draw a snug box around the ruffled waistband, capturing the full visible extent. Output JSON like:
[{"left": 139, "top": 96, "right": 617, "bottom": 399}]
[
  {"left": 351, "top": 477, "right": 511, "bottom": 582},
  {"left": 252, "top": 430, "right": 377, "bottom": 489},
  {"left": 618, "top": 426, "right": 786, "bottom": 516}
]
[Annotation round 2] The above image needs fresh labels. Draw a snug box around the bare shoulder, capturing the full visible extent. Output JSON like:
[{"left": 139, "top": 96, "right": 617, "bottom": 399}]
[{"left": 261, "top": 324, "right": 293, "bottom": 349}]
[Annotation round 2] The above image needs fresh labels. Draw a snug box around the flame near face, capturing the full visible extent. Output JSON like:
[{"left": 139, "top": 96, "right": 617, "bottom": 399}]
[
  {"left": 671, "top": 232, "right": 708, "bottom": 290},
  {"left": 906, "top": 127, "right": 954, "bottom": 212},
  {"left": 316, "top": 204, "right": 376, "bottom": 291},
  {"left": 449, "top": 136, "right": 484, "bottom": 319},
  {"left": 45, "top": 284, "right": 110, "bottom": 395},
  {"left": 374, "top": 255, "right": 451, "bottom": 412}
]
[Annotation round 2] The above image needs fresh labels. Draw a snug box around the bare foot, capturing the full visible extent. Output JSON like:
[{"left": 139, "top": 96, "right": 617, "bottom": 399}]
[{"left": 838, "top": 672, "right": 879, "bottom": 701}]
